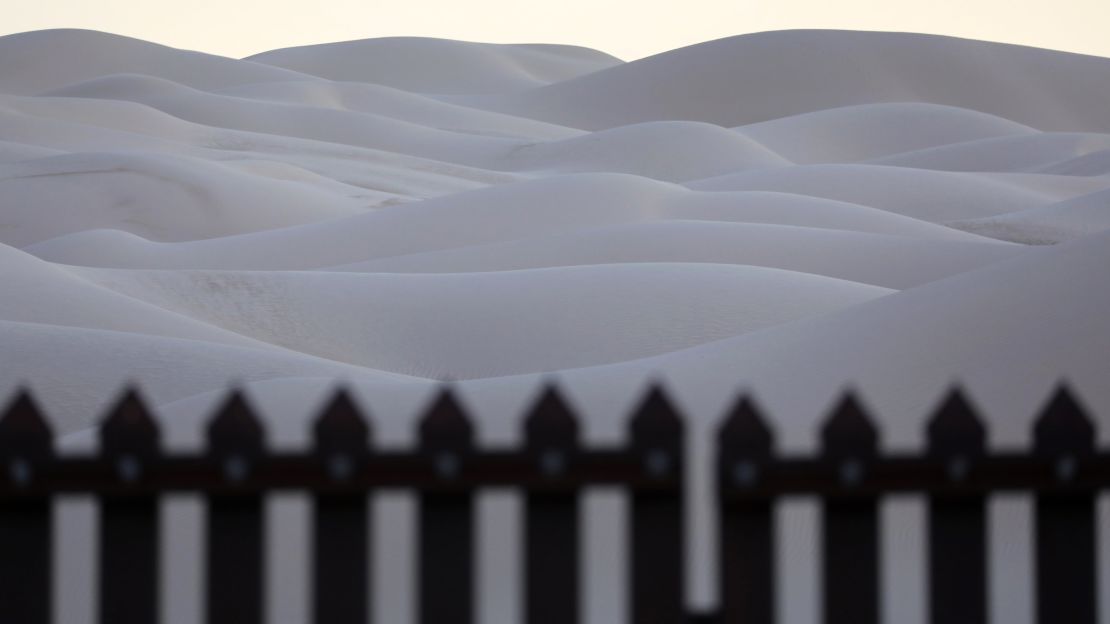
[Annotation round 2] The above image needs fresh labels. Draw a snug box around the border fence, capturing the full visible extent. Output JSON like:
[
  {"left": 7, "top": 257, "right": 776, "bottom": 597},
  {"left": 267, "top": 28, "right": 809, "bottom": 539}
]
[{"left": 0, "top": 383, "right": 1107, "bottom": 624}]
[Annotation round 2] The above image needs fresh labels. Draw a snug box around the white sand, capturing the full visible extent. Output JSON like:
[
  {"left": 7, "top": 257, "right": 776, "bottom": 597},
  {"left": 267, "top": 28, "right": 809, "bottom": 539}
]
[{"left": 2, "top": 27, "right": 1110, "bottom": 624}]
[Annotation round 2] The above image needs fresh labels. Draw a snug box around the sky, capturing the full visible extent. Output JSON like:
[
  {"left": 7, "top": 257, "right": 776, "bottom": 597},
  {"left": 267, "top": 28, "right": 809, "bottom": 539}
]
[{"left": 4, "top": 0, "right": 1109, "bottom": 60}]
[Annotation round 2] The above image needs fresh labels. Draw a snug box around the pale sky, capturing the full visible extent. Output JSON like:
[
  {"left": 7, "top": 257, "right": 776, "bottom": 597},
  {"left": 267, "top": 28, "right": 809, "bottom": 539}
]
[{"left": 4, "top": 0, "right": 1109, "bottom": 61}]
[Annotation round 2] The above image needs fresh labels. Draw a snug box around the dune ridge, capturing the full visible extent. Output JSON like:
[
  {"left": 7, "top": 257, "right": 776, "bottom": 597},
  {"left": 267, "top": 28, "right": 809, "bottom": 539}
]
[
  {"left": 459, "top": 30, "right": 1110, "bottom": 131},
  {"left": 6, "top": 28, "right": 1110, "bottom": 624},
  {"left": 0, "top": 26, "right": 1107, "bottom": 435}
]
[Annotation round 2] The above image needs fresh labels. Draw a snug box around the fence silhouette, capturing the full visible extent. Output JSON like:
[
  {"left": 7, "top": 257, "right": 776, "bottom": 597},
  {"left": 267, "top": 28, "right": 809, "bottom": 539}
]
[{"left": 0, "top": 383, "right": 1106, "bottom": 624}]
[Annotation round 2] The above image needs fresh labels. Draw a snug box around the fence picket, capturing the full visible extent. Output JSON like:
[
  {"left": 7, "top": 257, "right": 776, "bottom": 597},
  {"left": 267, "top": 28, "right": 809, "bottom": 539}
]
[
  {"left": 718, "top": 395, "right": 775, "bottom": 624},
  {"left": 925, "top": 387, "right": 987, "bottom": 624},
  {"left": 523, "top": 385, "right": 581, "bottom": 624},
  {"left": 418, "top": 388, "right": 475, "bottom": 624},
  {"left": 628, "top": 384, "right": 685, "bottom": 624},
  {"left": 1032, "top": 385, "right": 1096, "bottom": 624},
  {"left": 312, "top": 389, "right": 372, "bottom": 624},
  {"left": 821, "top": 392, "right": 879, "bottom": 624},
  {"left": 0, "top": 390, "right": 53, "bottom": 624},
  {"left": 0, "top": 382, "right": 1107, "bottom": 624},
  {"left": 206, "top": 390, "right": 266, "bottom": 624},
  {"left": 99, "top": 388, "right": 161, "bottom": 624}
]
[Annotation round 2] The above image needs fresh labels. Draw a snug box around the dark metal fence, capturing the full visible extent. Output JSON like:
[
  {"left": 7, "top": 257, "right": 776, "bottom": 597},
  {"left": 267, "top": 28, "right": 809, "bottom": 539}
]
[{"left": 0, "top": 383, "right": 1106, "bottom": 624}]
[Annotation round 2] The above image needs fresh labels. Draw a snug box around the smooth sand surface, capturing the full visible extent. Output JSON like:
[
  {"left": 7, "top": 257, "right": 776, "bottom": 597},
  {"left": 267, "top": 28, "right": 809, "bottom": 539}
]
[{"left": 4, "top": 28, "right": 1110, "bottom": 624}]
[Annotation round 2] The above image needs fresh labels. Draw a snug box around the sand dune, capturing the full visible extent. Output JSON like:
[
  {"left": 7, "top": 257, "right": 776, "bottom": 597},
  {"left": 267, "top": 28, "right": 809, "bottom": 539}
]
[
  {"left": 501, "top": 121, "right": 789, "bottom": 181},
  {"left": 0, "top": 29, "right": 316, "bottom": 95},
  {"left": 6, "top": 29, "right": 1110, "bottom": 623},
  {"left": 546, "top": 227, "right": 1110, "bottom": 448},
  {"left": 0, "top": 319, "right": 408, "bottom": 432},
  {"left": 0, "top": 151, "right": 363, "bottom": 246},
  {"left": 247, "top": 37, "right": 622, "bottom": 94},
  {"left": 1036, "top": 148, "right": 1110, "bottom": 175},
  {"left": 0, "top": 27, "right": 1106, "bottom": 433},
  {"left": 42, "top": 75, "right": 528, "bottom": 165},
  {"left": 869, "top": 131, "right": 1110, "bottom": 172},
  {"left": 465, "top": 30, "right": 1110, "bottom": 131},
  {"left": 734, "top": 102, "right": 1037, "bottom": 163},
  {"left": 1, "top": 93, "right": 207, "bottom": 150},
  {"left": 25, "top": 173, "right": 997, "bottom": 270},
  {"left": 45, "top": 77, "right": 790, "bottom": 180},
  {"left": 0, "top": 140, "right": 63, "bottom": 163},
  {"left": 332, "top": 221, "right": 1020, "bottom": 289},
  {"left": 0, "top": 92, "right": 520, "bottom": 203},
  {"left": 950, "top": 188, "right": 1110, "bottom": 244},
  {"left": 0, "top": 244, "right": 271, "bottom": 347},
  {"left": 688, "top": 163, "right": 1108, "bottom": 222},
  {"left": 71, "top": 262, "right": 890, "bottom": 379},
  {"left": 214, "top": 79, "right": 580, "bottom": 140}
]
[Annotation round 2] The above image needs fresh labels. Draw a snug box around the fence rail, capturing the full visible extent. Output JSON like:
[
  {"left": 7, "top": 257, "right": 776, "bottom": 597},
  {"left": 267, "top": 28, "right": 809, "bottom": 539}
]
[{"left": 0, "top": 383, "right": 1107, "bottom": 624}]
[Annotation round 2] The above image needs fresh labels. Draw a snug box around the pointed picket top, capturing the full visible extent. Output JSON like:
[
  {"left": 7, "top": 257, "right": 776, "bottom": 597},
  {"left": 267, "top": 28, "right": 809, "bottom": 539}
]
[
  {"left": 1033, "top": 383, "right": 1094, "bottom": 455},
  {"left": 0, "top": 388, "right": 53, "bottom": 457},
  {"left": 629, "top": 381, "right": 683, "bottom": 449},
  {"left": 524, "top": 384, "right": 579, "bottom": 449},
  {"left": 926, "top": 386, "right": 986, "bottom": 456},
  {"left": 206, "top": 389, "right": 265, "bottom": 455},
  {"left": 820, "top": 389, "right": 879, "bottom": 458},
  {"left": 313, "top": 387, "right": 371, "bottom": 453},
  {"left": 100, "top": 386, "right": 161, "bottom": 455},
  {"left": 418, "top": 385, "right": 473, "bottom": 452},
  {"left": 718, "top": 394, "right": 774, "bottom": 459}
]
